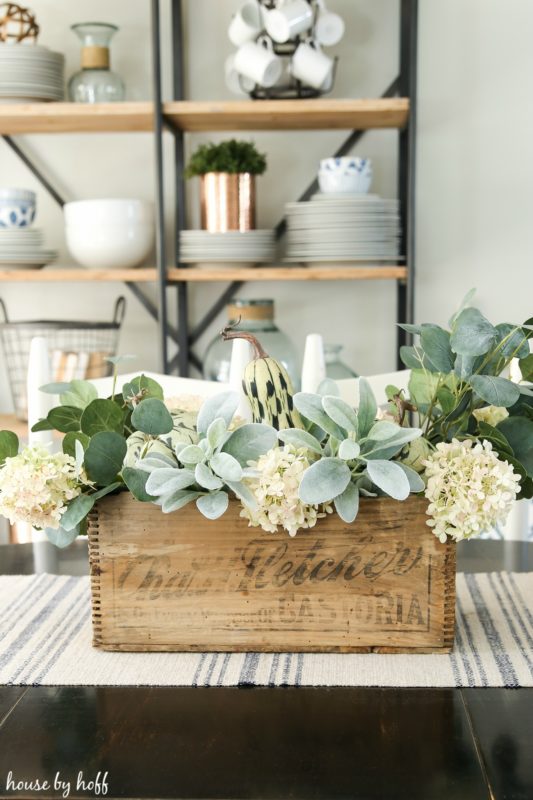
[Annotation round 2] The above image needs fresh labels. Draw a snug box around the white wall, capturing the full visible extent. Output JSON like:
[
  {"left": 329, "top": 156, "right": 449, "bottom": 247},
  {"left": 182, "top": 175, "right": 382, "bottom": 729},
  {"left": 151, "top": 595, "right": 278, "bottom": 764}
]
[{"left": 0, "top": 0, "right": 531, "bottom": 412}]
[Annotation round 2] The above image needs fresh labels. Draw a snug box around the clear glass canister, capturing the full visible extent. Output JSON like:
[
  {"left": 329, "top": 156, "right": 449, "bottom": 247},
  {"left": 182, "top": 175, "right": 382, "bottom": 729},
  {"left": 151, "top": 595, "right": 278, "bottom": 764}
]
[
  {"left": 324, "top": 344, "right": 359, "bottom": 379},
  {"left": 68, "top": 22, "right": 125, "bottom": 103},
  {"left": 203, "top": 299, "right": 300, "bottom": 389}
]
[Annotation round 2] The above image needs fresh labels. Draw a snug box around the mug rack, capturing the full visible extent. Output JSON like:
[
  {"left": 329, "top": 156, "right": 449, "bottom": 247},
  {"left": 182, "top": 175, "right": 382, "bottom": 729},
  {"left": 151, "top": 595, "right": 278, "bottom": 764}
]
[{"left": 240, "top": 0, "right": 339, "bottom": 101}]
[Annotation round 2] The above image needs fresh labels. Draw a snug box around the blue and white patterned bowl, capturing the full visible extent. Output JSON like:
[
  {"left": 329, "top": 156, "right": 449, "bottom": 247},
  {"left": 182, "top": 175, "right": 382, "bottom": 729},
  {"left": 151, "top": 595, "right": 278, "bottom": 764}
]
[
  {"left": 318, "top": 157, "right": 372, "bottom": 194},
  {"left": 0, "top": 189, "right": 37, "bottom": 228}
]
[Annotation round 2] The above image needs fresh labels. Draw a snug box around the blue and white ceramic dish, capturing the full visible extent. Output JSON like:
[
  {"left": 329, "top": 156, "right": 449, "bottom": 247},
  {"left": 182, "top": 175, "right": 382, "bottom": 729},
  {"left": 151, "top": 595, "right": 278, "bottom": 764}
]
[
  {"left": 0, "top": 189, "right": 37, "bottom": 228},
  {"left": 318, "top": 157, "right": 372, "bottom": 194}
]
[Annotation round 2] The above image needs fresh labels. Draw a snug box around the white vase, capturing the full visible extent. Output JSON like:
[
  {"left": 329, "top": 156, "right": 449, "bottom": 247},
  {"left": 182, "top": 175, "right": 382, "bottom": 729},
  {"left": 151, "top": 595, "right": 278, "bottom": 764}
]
[{"left": 301, "top": 333, "right": 326, "bottom": 393}]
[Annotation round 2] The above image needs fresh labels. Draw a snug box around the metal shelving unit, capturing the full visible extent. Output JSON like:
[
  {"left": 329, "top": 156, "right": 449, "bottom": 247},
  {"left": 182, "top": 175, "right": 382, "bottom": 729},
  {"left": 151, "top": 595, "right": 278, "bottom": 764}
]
[{"left": 0, "top": 0, "right": 417, "bottom": 375}]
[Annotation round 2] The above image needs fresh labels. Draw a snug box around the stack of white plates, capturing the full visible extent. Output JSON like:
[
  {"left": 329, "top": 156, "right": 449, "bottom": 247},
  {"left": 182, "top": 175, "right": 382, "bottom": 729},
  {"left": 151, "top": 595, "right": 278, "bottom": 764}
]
[
  {"left": 0, "top": 44, "right": 64, "bottom": 102},
  {"left": 284, "top": 193, "right": 401, "bottom": 263},
  {"left": 0, "top": 229, "right": 58, "bottom": 269},
  {"left": 180, "top": 230, "right": 276, "bottom": 265}
]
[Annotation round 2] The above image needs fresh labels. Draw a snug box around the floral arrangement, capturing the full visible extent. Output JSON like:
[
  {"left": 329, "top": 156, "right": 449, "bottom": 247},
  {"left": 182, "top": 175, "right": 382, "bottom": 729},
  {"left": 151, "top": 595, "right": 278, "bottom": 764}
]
[{"left": 0, "top": 295, "right": 530, "bottom": 547}]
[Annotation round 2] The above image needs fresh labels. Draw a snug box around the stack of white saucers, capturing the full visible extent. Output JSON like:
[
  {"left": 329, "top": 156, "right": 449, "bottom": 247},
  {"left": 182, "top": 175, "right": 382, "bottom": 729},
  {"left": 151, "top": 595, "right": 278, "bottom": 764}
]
[
  {"left": 179, "top": 230, "right": 276, "bottom": 266},
  {"left": 0, "top": 229, "right": 58, "bottom": 269},
  {"left": 0, "top": 44, "right": 64, "bottom": 102},
  {"left": 284, "top": 193, "right": 401, "bottom": 263}
]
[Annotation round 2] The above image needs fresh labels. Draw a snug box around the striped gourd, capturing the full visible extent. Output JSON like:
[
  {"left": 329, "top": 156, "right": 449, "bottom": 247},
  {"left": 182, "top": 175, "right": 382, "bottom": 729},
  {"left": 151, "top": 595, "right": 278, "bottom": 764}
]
[{"left": 222, "top": 328, "right": 303, "bottom": 431}]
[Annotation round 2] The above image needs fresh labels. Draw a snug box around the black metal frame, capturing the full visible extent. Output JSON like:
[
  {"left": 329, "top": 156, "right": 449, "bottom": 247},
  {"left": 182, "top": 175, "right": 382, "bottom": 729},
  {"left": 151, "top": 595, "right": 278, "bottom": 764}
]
[{"left": 1, "top": 0, "right": 417, "bottom": 377}]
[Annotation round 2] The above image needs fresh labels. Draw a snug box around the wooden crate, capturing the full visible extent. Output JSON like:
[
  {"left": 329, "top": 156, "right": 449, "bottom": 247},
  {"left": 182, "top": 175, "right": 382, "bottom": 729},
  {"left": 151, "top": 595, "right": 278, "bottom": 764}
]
[{"left": 87, "top": 494, "right": 456, "bottom": 654}]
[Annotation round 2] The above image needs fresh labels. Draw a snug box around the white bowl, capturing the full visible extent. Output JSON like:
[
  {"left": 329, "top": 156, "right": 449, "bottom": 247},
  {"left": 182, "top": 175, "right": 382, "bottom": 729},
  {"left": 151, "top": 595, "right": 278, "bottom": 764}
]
[
  {"left": 64, "top": 199, "right": 153, "bottom": 228},
  {"left": 65, "top": 221, "right": 154, "bottom": 269},
  {"left": 319, "top": 157, "right": 372, "bottom": 175}
]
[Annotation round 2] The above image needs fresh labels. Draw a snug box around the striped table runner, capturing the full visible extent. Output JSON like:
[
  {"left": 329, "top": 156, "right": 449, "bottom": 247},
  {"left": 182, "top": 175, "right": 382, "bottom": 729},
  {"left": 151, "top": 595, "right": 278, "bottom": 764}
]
[{"left": 0, "top": 572, "right": 532, "bottom": 687}]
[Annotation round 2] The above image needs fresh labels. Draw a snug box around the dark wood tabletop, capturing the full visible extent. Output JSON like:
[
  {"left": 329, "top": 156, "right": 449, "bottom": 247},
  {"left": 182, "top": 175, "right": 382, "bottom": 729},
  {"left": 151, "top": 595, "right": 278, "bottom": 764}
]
[{"left": 0, "top": 539, "right": 532, "bottom": 800}]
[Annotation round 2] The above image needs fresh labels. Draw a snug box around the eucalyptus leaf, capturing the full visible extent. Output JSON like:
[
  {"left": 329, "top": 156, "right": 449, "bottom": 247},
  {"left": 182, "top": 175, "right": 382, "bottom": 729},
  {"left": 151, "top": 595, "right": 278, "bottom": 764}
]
[
  {"left": 197, "top": 391, "right": 239, "bottom": 435},
  {"left": 122, "top": 467, "right": 157, "bottom": 502},
  {"left": 62, "top": 431, "right": 90, "bottom": 459},
  {"left": 294, "top": 393, "right": 346, "bottom": 439},
  {"left": 196, "top": 491, "right": 229, "bottom": 520},
  {"left": 322, "top": 395, "right": 358, "bottom": 433},
  {"left": 299, "top": 457, "right": 351, "bottom": 504},
  {"left": 131, "top": 398, "right": 173, "bottom": 436},
  {"left": 80, "top": 399, "right": 123, "bottom": 436},
  {"left": 494, "top": 323, "right": 531, "bottom": 360},
  {"left": 31, "top": 418, "right": 54, "bottom": 433},
  {"left": 334, "top": 482, "right": 360, "bottom": 523},
  {"left": 277, "top": 427, "right": 323, "bottom": 455},
  {"left": 469, "top": 375, "right": 520, "bottom": 408},
  {"left": 450, "top": 307, "right": 496, "bottom": 356},
  {"left": 396, "top": 462, "right": 425, "bottom": 493},
  {"left": 398, "top": 322, "right": 422, "bottom": 335},
  {"left": 45, "top": 524, "right": 80, "bottom": 549},
  {"left": 60, "top": 494, "right": 95, "bottom": 531},
  {"left": 177, "top": 444, "right": 205, "bottom": 466},
  {"left": 91, "top": 482, "right": 122, "bottom": 501},
  {"left": 162, "top": 490, "right": 201, "bottom": 513},
  {"left": 60, "top": 379, "right": 98, "bottom": 410},
  {"left": 420, "top": 324, "right": 455, "bottom": 372},
  {"left": 39, "top": 382, "right": 72, "bottom": 395},
  {"left": 400, "top": 346, "right": 438, "bottom": 371},
  {"left": 195, "top": 462, "right": 223, "bottom": 490},
  {"left": 408, "top": 369, "right": 441, "bottom": 407},
  {"left": 84, "top": 431, "right": 127, "bottom": 486},
  {"left": 145, "top": 468, "right": 196, "bottom": 496},
  {"left": 499, "top": 417, "right": 533, "bottom": 477},
  {"left": 210, "top": 452, "right": 243, "bottom": 482},
  {"left": 448, "top": 288, "right": 477, "bottom": 327},
  {"left": 365, "top": 459, "right": 410, "bottom": 500},
  {"left": 222, "top": 423, "right": 277, "bottom": 466},
  {"left": 122, "top": 374, "right": 164, "bottom": 404},
  {"left": 338, "top": 439, "right": 360, "bottom": 460},
  {"left": 357, "top": 377, "right": 377, "bottom": 438},
  {"left": 519, "top": 353, "right": 533, "bottom": 382},
  {"left": 48, "top": 406, "right": 82, "bottom": 434},
  {"left": 0, "top": 430, "right": 18, "bottom": 466}
]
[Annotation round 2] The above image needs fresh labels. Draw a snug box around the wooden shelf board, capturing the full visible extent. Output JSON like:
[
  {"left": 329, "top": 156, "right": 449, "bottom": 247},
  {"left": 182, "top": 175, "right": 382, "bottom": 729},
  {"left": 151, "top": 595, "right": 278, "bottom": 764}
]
[
  {"left": 0, "top": 102, "right": 154, "bottom": 134},
  {"left": 0, "top": 268, "right": 158, "bottom": 282},
  {"left": 165, "top": 98, "right": 409, "bottom": 131},
  {"left": 0, "top": 98, "right": 409, "bottom": 135},
  {"left": 166, "top": 266, "right": 408, "bottom": 282},
  {"left": 0, "top": 266, "right": 407, "bottom": 283}
]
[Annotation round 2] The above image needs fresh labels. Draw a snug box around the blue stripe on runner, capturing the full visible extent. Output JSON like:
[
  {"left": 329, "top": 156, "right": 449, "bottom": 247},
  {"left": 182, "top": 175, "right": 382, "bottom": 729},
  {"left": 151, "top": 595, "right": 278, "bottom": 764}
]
[
  {"left": 0, "top": 574, "right": 45, "bottom": 620},
  {"left": 295, "top": 653, "right": 305, "bottom": 686},
  {"left": 453, "top": 614, "right": 473, "bottom": 687},
  {"left": 465, "top": 574, "right": 519, "bottom": 687},
  {"left": 11, "top": 582, "right": 90, "bottom": 684},
  {"left": 280, "top": 654, "right": 292, "bottom": 685},
  {"left": 489, "top": 574, "right": 533, "bottom": 678},
  {"left": 203, "top": 653, "right": 219, "bottom": 686},
  {"left": 0, "top": 574, "right": 56, "bottom": 638},
  {"left": 508, "top": 574, "right": 533, "bottom": 628},
  {"left": 238, "top": 652, "right": 261, "bottom": 685},
  {"left": 268, "top": 654, "right": 280, "bottom": 686},
  {"left": 28, "top": 589, "right": 92, "bottom": 684},
  {"left": 216, "top": 653, "right": 231, "bottom": 686},
  {"left": 456, "top": 592, "right": 488, "bottom": 686},
  {"left": 192, "top": 654, "right": 207, "bottom": 687},
  {"left": 0, "top": 576, "right": 78, "bottom": 670}
]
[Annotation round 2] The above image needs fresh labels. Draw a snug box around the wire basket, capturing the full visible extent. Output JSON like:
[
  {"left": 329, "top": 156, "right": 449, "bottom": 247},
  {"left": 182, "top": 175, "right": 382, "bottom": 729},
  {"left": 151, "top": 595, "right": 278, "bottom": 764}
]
[{"left": 0, "top": 296, "right": 126, "bottom": 420}]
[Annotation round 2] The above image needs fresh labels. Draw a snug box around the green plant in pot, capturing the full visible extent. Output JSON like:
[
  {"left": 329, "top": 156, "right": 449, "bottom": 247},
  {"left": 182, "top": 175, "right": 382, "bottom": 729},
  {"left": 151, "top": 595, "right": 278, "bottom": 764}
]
[{"left": 186, "top": 139, "right": 267, "bottom": 232}]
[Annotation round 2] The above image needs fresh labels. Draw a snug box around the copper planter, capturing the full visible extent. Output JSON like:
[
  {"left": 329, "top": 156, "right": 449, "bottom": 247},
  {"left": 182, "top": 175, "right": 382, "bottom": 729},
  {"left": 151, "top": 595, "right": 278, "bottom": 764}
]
[{"left": 200, "top": 172, "right": 256, "bottom": 232}]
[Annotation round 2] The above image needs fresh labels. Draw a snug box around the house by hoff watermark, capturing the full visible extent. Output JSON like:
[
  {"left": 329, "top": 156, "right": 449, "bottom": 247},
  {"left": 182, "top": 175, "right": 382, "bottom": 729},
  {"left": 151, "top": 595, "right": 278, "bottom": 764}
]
[{"left": 5, "top": 770, "right": 109, "bottom": 797}]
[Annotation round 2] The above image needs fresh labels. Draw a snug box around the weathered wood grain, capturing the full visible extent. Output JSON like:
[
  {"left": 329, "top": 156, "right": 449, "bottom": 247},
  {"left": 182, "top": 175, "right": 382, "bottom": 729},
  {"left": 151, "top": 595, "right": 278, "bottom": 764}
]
[{"left": 87, "top": 494, "right": 456, "bottom": 654}]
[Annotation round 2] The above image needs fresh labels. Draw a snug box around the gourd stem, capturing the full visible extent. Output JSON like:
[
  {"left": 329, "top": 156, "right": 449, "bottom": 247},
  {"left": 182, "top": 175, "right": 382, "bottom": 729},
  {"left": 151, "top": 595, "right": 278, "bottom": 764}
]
[{"left": 221, "top": 327, "right": 268, "bottom": 359}]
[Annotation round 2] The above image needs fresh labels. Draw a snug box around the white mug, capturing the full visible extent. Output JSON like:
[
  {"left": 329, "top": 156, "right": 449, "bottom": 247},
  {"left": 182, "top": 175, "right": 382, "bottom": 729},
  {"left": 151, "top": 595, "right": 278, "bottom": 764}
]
[
  {"left": 291, "top": 40, "right": 334, "bottom": 90},
  {"left": 234, "top": 38, "right": 283, "bottom": 88},
  {"left": 228, "top": 2, "right": 263, "bottom": 47},
  {"left": 264, "top": 0, "right": 313, "bottom": 44},
  {"left": 315, "top": 2, "right": 345, "bottom": 47},
  {"left": 225, "top": 54, "right": 255, "bottom": 96}
]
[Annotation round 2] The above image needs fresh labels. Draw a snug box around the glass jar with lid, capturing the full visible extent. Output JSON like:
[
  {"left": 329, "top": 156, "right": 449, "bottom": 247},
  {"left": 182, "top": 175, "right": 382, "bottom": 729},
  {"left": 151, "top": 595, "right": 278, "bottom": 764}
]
[
  {"left": 68, "top": 22, "right": 125, "bottom": 103},
  {"left": 203, "top": 299, "right": 300, "bottom": 388}
]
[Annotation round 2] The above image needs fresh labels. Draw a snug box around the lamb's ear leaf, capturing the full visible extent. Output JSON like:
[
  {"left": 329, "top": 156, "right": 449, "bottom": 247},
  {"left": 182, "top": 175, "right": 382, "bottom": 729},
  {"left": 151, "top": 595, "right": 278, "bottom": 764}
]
[
  {"left": 357, "top": 378, "right": 377, "bottom": 439},
  {"left": 45, "top": 524, "right": 80, "bottom": 549},
  {"left": 334, "top": 483, "right": 360, "bottom": 523},
  {"left": 299, "top": 457, "right": 351, "bottom": 504},
  {"left": 197, "top": 391, "right": 239, "bottom": 436},
  {"left": 365, "top": 459, "right": 410, "bottom": 501},
  {"left": 196, "top": 491, "right": 229, "bottom": 520}
]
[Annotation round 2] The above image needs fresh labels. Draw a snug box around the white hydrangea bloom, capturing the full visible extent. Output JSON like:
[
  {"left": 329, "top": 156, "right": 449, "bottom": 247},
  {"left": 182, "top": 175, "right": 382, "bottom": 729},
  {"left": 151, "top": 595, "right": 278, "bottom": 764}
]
[
  {"left": 472, "top": 405, "right": 509, "bottom": 427},
  {"left": 0, "top": 446, "right": 82, "bottom": 530},
  {"left": 241, "top": 444, "right": 332, "bottom": 537},
  {"left": 423, "top": 438, "right": 521, "bottom": 543}
]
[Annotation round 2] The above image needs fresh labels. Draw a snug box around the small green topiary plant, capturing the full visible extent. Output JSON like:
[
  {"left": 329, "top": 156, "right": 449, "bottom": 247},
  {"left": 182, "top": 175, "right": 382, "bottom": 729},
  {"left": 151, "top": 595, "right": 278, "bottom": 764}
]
[{"left": 185, "top": 139, "right": 267, "bottom": 177}]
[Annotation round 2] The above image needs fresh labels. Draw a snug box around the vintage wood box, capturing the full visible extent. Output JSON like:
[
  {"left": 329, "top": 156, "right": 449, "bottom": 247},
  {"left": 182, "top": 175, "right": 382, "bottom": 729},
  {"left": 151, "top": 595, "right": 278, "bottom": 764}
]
[{"left": 87, "top": 494, "right": 456, "bottom": 654}]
